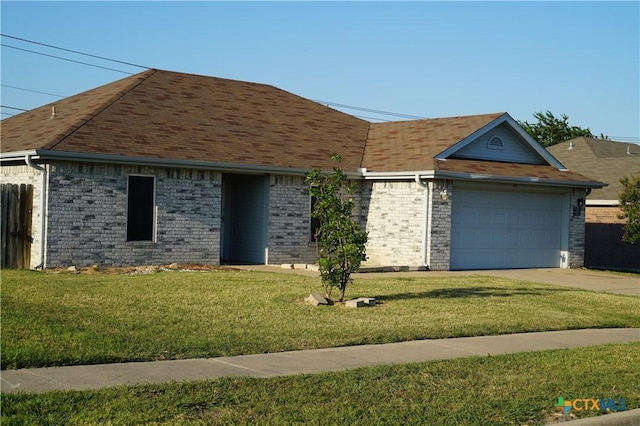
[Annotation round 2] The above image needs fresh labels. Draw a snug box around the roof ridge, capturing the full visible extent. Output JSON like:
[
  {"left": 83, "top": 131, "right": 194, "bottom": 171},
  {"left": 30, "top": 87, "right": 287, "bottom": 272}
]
[
  {"left": 369, "top": 111, "right": 506, "bottom": 127},
  {"left": 45, "top": 69, "right": 156, "bottom": 151}
]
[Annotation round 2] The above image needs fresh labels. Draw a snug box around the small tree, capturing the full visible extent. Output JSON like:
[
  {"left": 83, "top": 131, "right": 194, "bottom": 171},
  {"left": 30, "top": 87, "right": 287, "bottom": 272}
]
[
  {"left": 619, "top": 173, "right": 640, "bottom": 244},
  {"left": 305, "top": 155, "right": 368, "bottom": 302}
]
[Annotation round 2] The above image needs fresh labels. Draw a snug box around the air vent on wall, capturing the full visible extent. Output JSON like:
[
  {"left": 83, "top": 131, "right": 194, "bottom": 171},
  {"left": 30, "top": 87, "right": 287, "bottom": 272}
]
[{"left": 487, "top": 135, "right": 504, "bottom": 150}]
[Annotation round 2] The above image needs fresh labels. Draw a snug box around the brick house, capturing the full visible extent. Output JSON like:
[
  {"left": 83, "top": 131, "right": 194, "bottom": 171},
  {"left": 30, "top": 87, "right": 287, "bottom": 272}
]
[
  {"left": 1, "top": 69, "right": 604, "bottom": 270},
  {"left": 548, "top": 138, "right": 640, "bottom": 270}
]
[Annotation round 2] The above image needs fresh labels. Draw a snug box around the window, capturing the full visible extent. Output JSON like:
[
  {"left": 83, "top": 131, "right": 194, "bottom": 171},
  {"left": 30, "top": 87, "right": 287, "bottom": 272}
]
[
  {"left": 309, "top": 195, "right": 321, "bottom": 242},
  {"left": 127, "top": 175, "right": 155, "bottom": 241}
]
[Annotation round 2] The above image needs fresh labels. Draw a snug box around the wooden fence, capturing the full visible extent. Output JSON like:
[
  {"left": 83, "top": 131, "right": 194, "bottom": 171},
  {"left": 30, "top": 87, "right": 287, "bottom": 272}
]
[{"left": 1, "top": 184, "right": 34, "bottom": 269}]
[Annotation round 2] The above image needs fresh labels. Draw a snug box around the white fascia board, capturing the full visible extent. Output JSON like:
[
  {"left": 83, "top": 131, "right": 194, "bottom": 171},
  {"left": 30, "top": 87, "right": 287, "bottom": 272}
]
[
  {"left": 365, "top": 168, "right": 605, "bottom": 188},
  {"left": 361, "top": 170, "right": 436, "bottom": 180},
  {"left": 586, "top": 199, "right": 620, "bottom": 206},
  {"left": 8, "top": 149, "right": 365, "bottom": 177},
  {"left": 437, "top": 170, "right": 605, "bottom": 188},
  {"left": 0, "top": 150, "right": 39, "bottom": 162}
]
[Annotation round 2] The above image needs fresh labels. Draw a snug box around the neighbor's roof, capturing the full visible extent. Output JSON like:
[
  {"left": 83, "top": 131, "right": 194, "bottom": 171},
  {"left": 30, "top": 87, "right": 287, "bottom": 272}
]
[
  {"left": 0, "top": 69, "right": 603, "bottom": 187},
  {"left": 547, "top": 137, "right": 640, "bottom": 200}
]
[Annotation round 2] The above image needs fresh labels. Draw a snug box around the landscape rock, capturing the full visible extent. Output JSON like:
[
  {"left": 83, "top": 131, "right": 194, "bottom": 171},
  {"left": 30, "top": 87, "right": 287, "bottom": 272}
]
[
  {"left": 305, "top": 291, "right": 329, "bottom": 306},
  {"left": 67, "top": 266, "right": 78, "bottom": 273},
  {"left": 168, "top": 263, "right": 179, "bottom": 270},
  {"left": 345, "top": 299, "right": 366, "bottom": 308},
  {"left": 345, "top": 297, "right": 376, "bottom": 308}
]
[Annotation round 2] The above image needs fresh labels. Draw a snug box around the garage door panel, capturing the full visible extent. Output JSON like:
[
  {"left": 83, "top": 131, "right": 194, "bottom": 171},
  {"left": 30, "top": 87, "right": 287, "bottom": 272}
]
[{"left": 451, "top": 189, "right": 564, "bottom": 270}]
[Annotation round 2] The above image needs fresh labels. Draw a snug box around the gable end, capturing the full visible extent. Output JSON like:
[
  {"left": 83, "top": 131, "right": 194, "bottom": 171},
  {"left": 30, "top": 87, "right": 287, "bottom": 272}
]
[{"left": 449, "top": 123, "right": 546, "bottom": 164}]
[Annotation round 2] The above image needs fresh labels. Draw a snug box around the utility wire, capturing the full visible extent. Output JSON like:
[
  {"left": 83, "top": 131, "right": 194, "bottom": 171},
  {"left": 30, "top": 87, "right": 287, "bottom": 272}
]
[
  {"left": 2, "top": 34, "right": 638, "bottom": 138},
  {"left": 1, "top": 44, "right": 134, "bottom": 74},
  {"left": 1, "top": 33, "right": 148, "bottom": 69},
  {"left": 1, "top": 105, "right": 29, "bottom": 111},
  {"left": 2, "top": 34, "right": 423, "bottom": 121},
  {"left": 1, "top": 84, "right": 65, "bottom": 98},
  {"left": 609, "top": 136, "right": 640, "bottom": 143},
  {"left": 314, "top": 99, "right": 426, "bottom": 120}
]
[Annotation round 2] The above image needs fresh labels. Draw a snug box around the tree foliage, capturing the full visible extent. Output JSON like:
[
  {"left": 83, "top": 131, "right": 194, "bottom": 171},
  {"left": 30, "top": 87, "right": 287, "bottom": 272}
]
[
  {"left": 518, "top": 111, "right": 606, "bottom": 148},
  {"left": 305, "top": 155, "right": 368, "bottom": 302},
  {"left": 618, "top": 173, "right": 640, "bottom": 244}
]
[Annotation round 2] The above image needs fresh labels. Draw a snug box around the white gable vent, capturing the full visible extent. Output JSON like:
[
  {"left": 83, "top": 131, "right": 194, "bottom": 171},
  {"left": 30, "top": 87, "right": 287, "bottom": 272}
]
[{"left": 487, "top": 135, "right": 504, "bottom": 150}]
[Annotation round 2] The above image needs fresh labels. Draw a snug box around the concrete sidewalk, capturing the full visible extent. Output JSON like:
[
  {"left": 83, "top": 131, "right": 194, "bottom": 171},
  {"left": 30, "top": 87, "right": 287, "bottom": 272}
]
[{"left": 2, "top": 328, "right": 638, "bottom": 394}]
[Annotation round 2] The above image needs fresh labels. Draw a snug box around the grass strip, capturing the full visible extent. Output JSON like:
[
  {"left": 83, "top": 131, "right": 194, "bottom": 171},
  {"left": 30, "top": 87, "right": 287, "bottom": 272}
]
[{"left": 3, "top": 342, "right": 638, "bottom": 425}]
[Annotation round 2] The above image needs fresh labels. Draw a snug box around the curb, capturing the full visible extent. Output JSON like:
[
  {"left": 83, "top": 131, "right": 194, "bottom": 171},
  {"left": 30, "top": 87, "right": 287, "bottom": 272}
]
[{"left": 557, "top": 408, "right": 640, "bottom": 425}]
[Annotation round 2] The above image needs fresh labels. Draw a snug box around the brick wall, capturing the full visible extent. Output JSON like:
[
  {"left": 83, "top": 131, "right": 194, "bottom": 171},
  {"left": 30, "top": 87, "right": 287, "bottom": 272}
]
[
  {"left": 360, "top": 180, "right": 425, "bottom": 267},
  {"left": 568, "top": 189, "right": 587, "bottom": 268},
  {"left": 586, "top": 206, "right": 624, "bottom": 224},
  {"left": 44, "top": 162, "right": 221, "bottom": 268},
  {"left": 266, "top": 175, "right": 317, "bottom": 264},
  {"left": 0, "top": 165, "right": 45, "bottom": 269},
  {"left": 428, "top": 180, "right": 452, "bottom": 270}
]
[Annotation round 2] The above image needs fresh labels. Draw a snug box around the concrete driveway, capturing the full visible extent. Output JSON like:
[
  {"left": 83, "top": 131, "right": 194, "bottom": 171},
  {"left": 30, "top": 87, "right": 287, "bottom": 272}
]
[
  {"left": 240, "top": 265, "right": 639, "bottom": 297},
  {"left": 441, "top": 268, "right": 639, "bottom": 297}
]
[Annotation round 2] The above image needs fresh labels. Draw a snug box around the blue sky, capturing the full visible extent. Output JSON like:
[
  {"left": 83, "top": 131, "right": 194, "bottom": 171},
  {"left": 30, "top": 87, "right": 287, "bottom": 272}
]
[{"left": 2, "top": 1, "right": 639, "bottom": 142}]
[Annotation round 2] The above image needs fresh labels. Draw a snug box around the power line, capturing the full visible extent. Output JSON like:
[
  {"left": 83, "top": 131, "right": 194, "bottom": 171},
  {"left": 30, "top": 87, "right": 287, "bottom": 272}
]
[
  {"left": 1, "top": 33, "right": 637, "bottom": 138},
  {"left": 0, "top": 105, "right": 29, "bottom": 111},
  {"left": 1, "top": 33, "right": 148, "bottom": 69},
  {"left": 609, "top": 136, "right": 640, "bottom": 142},
  {"left": 1, "top": 84, "right": 65, "bottom": 98},
  {"left": 1, "top": 44, "right": 134, "bottom": 75},
  {"left": 2, "top": 112, "right": 16, "bottom": 117},
  {"left": 2, "top": 33, "right": 423, "bottom": 121},
  {"left": 314, "top": 99, "right": 426, "bottom": 120}
]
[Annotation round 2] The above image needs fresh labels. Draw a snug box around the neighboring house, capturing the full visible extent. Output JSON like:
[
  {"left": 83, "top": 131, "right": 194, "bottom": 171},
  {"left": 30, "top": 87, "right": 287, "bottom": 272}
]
[
  {"left": 1, "top": 69, "right": 604, "bottom": 270},
  {"left": 548, "top": 138, "right": 640, "bottom": 270}
]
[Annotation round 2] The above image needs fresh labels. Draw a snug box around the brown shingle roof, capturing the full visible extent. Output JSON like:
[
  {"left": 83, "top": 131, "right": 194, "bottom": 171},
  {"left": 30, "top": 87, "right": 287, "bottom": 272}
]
[
  {"left": 0, "top": 69, "right": 604, "bottom": 188},
  {"left": 547, "top": 137, "right": 640, "bottom": 200},
  {"left": 1, "top": 69, "right": 370, "bottom": 172},
  {"left": 362, "top": 113, "right": 504, "bottom": 171}
]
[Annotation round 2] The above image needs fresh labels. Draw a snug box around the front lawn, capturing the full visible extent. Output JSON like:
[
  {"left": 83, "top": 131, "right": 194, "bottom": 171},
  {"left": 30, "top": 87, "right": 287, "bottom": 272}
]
[
  {"left": 3, "top": 343, "right": 638, "bottom": 425},
  {"left": 2, "top": 269, "right": 639, "bottom": 369}
]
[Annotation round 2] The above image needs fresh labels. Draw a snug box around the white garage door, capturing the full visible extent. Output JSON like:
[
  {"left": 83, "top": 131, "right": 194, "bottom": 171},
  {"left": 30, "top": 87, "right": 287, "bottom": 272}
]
[{"left": 450, "top": 189, "right": 566, "bottom": 270}]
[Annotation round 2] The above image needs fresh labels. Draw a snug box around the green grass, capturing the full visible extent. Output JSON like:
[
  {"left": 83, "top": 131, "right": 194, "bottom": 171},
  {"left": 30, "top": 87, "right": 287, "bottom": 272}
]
[
  {"left": 2, "top": 269, "right": 639, "bottom": 369},
  {"left": 3, "top": 342, "right": 638, "bottom": 425}
]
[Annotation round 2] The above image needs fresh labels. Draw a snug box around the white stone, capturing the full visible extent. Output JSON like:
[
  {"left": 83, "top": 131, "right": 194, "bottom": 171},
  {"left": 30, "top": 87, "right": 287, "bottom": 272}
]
[
  {"left": 305, "top": 292, "right": 329, "bottom": 306},
  {"left": 357, "top": 297, "right": 376, "bottom": 306},
  {"left": 345, "top": 299, "right": 366, "bottom": 308}
]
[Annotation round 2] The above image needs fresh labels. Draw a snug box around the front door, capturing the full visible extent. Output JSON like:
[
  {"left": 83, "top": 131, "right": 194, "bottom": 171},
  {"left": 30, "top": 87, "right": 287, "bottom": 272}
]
[{"left": 221, "top": 174, "right": 268, "bottom": 264}]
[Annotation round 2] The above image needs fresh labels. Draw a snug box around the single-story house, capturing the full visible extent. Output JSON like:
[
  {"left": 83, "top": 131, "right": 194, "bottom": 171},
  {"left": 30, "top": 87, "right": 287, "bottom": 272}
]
[
  {"left": 547, "top": 138, "right": 640, "bottom": 270},
  {"left": 1, "top": 69, "right": 604, "bottom": 270}
]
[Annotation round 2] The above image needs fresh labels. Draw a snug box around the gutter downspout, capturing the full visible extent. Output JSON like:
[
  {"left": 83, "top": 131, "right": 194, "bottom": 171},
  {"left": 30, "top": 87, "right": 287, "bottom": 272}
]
[
  {"left": 415, "top": 175, "right": 430, "bottom": 269},
  {"left": 25, "top": 155, "right": 46, "bottom": 269}
]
